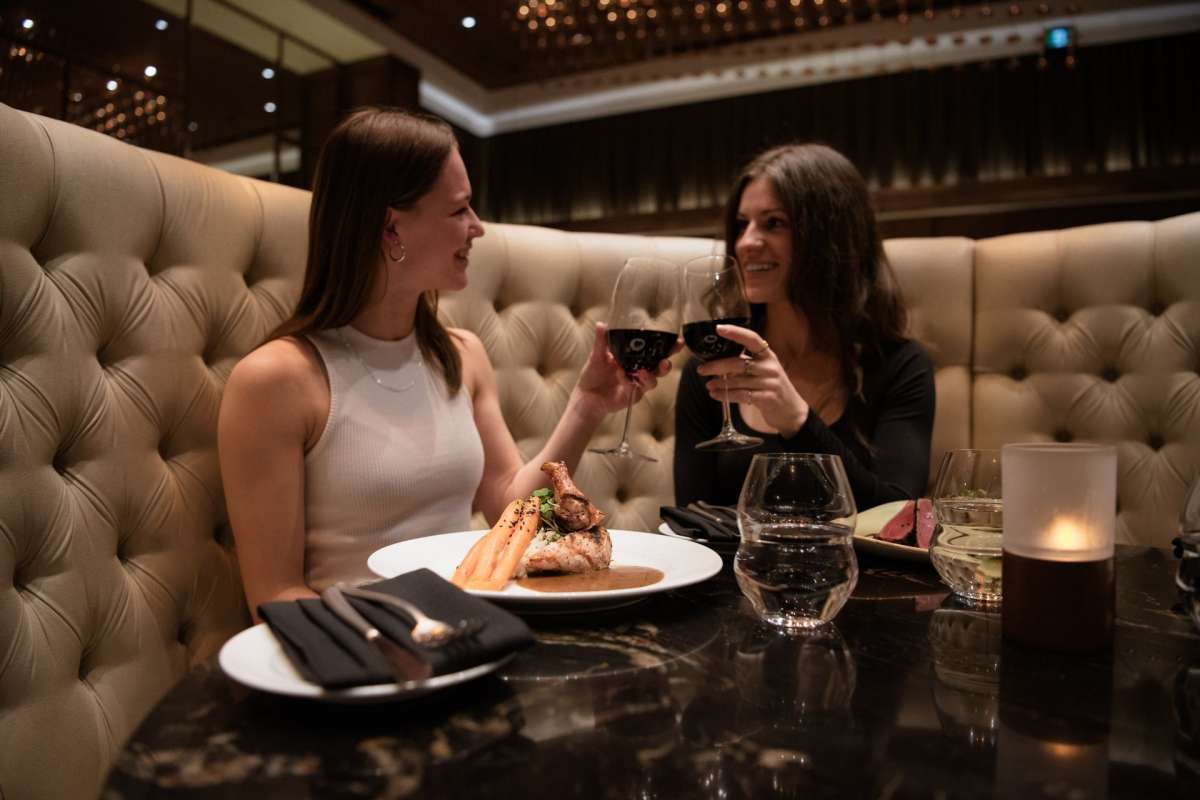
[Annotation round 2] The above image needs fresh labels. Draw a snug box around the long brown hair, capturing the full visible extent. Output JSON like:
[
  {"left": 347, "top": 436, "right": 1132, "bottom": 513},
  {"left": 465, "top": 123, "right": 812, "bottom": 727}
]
[
  {"left": 271, "top": 106, "right": 463, "bottom": 392},
  {"left": 723, "top": 143, "right": 907, "bottom": 398}
]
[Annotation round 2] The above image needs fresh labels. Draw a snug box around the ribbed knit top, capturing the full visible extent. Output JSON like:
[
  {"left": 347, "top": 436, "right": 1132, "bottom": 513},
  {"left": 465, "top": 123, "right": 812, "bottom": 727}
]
[{"left": 302, "top": 325, "right": 484, "bottom": 591}]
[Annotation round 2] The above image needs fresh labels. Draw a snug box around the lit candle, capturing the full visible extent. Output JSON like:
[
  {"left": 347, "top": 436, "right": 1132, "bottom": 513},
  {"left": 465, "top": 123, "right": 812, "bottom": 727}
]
[
  {"left": 1001, "top": 443, "right": 1117, "bottom": 651},
  {"left": 1043, "top": 516, "right": 1089, "bottom": 551}
]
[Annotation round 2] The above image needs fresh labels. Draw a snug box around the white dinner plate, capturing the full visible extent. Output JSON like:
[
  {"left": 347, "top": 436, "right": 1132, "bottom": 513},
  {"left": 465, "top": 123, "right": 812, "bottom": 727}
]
[
  {"left": 217, "top": 623, "right": 513, "bottom": 703},
  {"left": 658, "top": 502, "right": 932, "bottom": 564},
  {"left": 367, "top": 529, "right": 724, "bottom": 613}
]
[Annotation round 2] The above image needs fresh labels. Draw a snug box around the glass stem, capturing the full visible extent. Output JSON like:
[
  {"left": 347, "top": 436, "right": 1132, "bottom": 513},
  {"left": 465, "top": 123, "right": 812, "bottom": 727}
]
[
  {"left": 719, "top": 373, "right": 736, "bottom": 434},
  {"left": 617, "top": 374, "right": 637, "bottom": 449}
]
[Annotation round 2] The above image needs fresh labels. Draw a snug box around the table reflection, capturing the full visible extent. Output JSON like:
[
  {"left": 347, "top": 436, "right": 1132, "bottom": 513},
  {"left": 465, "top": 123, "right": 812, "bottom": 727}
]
[
  {"left": 1176, "top": 660, "right": 1200, "bottom": 794},
  {"left": 927, "top": 598, "right": 1002, "bottom": 752}
]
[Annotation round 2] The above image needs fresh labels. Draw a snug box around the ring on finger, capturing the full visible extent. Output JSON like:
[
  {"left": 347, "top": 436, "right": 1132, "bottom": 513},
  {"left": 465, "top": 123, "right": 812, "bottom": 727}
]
[{"left": 751, "top": 341, "right": 771, "bottom": 359}]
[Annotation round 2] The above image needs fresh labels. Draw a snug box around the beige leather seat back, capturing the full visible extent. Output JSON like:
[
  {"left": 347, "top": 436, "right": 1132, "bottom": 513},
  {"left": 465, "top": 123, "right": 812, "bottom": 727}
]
[
  {"left": 885, "top": 237, "right": 976, "bottom": 484},
  {"left": 0, "top": 104, "right": 307, "bottom": 799},
  {"left": 974, "top": 215, "right": 1200, "bottom": 544}
]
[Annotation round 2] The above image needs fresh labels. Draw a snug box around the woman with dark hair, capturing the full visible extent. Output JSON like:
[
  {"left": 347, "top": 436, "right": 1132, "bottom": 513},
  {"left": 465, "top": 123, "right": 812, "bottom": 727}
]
[
  {"left": 219, "top": 107, "right": 668, "bottom": 618},
  {"left": 674, "top": 143, "right": 935, "bottom": 509}
]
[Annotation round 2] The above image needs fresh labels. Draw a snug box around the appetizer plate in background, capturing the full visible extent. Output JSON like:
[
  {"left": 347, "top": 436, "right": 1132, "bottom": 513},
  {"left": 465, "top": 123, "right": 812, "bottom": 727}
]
[
  {"left": 368, "top": 529, "right": 723, "bottom": 613},
  {"left": 218, "top": 623, "right": 513, "bottom": 703},
  {"left": 659, "top": 501, "right": 932, "bottom": 564},
  {"left": 852, "top": 500, "right": 932, "bottom": 563}
]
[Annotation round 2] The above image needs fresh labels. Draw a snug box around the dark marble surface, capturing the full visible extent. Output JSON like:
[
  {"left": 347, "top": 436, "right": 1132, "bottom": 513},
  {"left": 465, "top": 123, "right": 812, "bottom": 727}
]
[{"left": 103, "top": 546, "right": 1200, "bottom": 799}]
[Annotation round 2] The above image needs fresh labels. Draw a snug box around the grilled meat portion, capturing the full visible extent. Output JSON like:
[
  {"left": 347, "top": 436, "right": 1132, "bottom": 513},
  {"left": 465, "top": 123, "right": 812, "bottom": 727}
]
[
  {"left": 518, "top": 526, "right": 613, "bottom": 577},
  {"left": 541, "top": 461, "right": 605, "bottom": 531},
  {"left": 513, "top": 461, "right": 612, "bottom": 576}
]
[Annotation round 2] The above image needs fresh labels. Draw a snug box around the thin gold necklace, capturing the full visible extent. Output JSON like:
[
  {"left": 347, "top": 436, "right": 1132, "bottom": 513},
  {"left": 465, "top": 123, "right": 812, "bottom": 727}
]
[{"left": 335, "top": 327, "right": 423, "bottom": 393}]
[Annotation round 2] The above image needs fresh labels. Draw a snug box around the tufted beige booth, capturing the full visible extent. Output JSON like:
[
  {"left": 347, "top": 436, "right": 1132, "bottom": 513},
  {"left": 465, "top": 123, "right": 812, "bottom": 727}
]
[{"left": 1, "top": 102, "right": 1197, "bottom": 799}]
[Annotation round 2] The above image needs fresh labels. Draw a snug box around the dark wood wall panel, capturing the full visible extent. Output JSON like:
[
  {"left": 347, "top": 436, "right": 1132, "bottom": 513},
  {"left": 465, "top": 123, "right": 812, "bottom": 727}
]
[{"left": 462, "top": 32, "right": 1200, "bottom": 237}]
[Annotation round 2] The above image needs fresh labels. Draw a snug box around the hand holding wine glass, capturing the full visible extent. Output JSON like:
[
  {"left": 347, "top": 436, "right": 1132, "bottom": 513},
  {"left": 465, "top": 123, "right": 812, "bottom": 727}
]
[
  {"left": 681, "top": 254, "right": 763, "bottom": 451},
  {"left": 588, "top": 257, "right": 680, "bottom": 462}
]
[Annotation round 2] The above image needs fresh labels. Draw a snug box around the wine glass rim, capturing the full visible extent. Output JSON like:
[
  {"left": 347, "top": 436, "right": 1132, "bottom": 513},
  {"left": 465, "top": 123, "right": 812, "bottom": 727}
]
[
  {"left": 749, "top": 452, "right": 844, "bottom": 465},
  {"left": 1000, "top": 442, "right": 1116, "bottom": 456},
  {"left": 682, "top": 254, "right": 737, "bottom": 270}
]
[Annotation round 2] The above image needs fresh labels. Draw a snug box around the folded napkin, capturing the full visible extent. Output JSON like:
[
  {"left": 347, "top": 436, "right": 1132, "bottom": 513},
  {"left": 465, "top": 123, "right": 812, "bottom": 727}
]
[
  {"left": 258, "top": 568, "right": 534, "bottom": 690},
  {"left": 660, "top": 505, "right": 741, "bottom": 542}
]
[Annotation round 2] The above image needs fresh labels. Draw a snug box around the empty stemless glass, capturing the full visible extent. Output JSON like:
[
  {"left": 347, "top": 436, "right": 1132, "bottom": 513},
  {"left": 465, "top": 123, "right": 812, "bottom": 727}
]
[
  {"left": 735, "top": 453, "right": 859, "bottom": 629},
  {"left": 930, "top": 449, "right": 1004, "bottom": 603}
]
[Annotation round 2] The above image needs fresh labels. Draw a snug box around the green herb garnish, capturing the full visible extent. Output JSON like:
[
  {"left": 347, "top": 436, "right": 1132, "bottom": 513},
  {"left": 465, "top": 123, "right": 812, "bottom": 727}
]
[{"left": 531, "top": 487, "right": 562, "bottom": 534}]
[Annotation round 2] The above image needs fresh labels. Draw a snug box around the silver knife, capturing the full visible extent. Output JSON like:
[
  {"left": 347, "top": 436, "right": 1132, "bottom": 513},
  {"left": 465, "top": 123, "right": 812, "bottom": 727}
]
[{"left": 320, "top": 585, "right": 433, "bottom": 684}]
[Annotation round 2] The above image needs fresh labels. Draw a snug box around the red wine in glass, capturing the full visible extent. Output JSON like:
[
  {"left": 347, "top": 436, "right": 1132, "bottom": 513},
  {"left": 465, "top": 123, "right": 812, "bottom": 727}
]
[
  {"left": 682, "top": 316, "right": 750, "bottom": 362},
  {"left": 608, "top": 328, "right": 678, "bottom": 373}
]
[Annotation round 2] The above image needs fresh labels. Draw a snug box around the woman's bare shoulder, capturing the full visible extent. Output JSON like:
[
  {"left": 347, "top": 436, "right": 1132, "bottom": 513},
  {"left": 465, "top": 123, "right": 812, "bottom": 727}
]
[{"left": 224, "top": 336, "right": 328, "bottom": 421}]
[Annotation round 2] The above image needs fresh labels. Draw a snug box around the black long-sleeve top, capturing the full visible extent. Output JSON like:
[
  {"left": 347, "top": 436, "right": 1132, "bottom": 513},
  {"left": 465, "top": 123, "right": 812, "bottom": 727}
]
[{"left": 673, "top": 338, "right": 936, "bottom": 510}]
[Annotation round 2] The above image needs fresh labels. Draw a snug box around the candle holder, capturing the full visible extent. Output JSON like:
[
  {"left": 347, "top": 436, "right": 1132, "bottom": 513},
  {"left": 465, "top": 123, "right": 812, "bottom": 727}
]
[{"left": 1000, "top": 443, "right": 1118, "bottom": 652}]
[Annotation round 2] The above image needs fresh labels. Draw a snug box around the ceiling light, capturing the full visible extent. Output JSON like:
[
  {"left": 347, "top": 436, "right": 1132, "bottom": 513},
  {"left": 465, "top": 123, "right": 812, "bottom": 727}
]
[
  {"left": 155, "top": 19, "right": 168, "bottom": 31},
  {"left": 144, "top": 65, "right": 158, "bottom": 78},
  {"left": 262, "top": 67, "right": 275, "bottom": 79},
  {"left": 462, "top": 16, "right": 476, "bottom": 29},
  {"left": 264, "top": 102, "right": 277, "bottom": 113},
  {"left": 21, "top": 19, "right": 34, "bottom": 30},
  {"left": 106, "top": 79, "right": 119, "bottom": 91}
]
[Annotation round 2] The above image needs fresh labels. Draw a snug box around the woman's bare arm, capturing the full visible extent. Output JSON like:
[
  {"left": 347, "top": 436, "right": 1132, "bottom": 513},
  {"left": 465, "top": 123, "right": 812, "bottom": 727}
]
[{"left": 218, "top": 338, "right": 327, "bottom": 622}]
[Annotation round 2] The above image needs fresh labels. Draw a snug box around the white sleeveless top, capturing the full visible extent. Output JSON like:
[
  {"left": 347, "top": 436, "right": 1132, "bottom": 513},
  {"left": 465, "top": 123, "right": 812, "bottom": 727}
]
[{"left": 302, "top": 326, "right": 484, "bottom": 591}]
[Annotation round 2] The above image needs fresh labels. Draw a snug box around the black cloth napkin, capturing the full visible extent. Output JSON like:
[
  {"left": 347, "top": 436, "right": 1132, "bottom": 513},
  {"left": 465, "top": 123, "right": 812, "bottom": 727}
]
[
  {"left": 258, "top": 568, "right": 534, "bottom": 690},
  {"left": 660, "top": 505, "right": 741, "bottom": 542}
]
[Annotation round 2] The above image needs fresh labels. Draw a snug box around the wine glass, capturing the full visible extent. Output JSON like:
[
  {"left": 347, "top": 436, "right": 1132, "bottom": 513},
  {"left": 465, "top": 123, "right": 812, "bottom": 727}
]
[
  {"left": 680, "top": 254, "right": 763, "bottom": 451},
  {"left": 735, "top": 453, "right": 858, "bottom": 629},
  {"left": 588, "top": 256, "right": 680, "bottom": 462},
  {"left": 930, "top": 449, "right": 1004, "bottom": 603}
]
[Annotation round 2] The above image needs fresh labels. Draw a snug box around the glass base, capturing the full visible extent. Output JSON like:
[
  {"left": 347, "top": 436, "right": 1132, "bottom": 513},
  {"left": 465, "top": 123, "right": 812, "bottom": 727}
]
[
  {"left": 695, "top": 430, "right": 763, "bottom": 451},
  {"left": 757, "top": 612, "right": 831, "bottom": 630},
  {"left": 588, "top": 442, "right": 657, "bottom": 462}
]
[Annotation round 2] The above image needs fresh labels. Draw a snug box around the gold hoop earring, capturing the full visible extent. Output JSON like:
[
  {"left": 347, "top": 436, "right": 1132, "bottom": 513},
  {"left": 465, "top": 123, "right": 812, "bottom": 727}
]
[{"left": 387, "top": 242, "right": 407, "bottom": 263}]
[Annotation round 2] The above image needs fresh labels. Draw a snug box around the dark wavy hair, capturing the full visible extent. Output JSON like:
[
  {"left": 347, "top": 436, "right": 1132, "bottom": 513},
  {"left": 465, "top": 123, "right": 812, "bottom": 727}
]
[
  {"left": 723, "top": 143, "right": 907, "bottom": 398},
  {"left": 270, "top": 106, "right": 463, "bottom": 393}
]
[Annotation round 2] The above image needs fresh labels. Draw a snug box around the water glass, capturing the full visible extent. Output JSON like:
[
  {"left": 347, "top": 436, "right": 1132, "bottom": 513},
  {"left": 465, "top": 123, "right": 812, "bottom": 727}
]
[
  {"left": 930, "top": 449, "right": 1003, "bottom": 603},
  {"left": 735, "top": 453, "right": 858, "bottom": 629}
]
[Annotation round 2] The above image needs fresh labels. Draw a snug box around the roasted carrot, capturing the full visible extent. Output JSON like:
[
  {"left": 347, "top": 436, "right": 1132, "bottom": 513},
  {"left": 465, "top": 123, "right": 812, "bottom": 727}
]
[
  {"left": 452, "top": 498, "right": 525, "bottom": 587},
  {"left": 485, "top": 500, "right": 539, "bottom": 588}
]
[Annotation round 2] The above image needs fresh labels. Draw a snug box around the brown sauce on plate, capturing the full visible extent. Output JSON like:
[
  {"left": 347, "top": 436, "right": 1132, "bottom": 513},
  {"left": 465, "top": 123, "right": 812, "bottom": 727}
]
[{"left": 516, "top": 566, "right": 664, "bottom": 593}]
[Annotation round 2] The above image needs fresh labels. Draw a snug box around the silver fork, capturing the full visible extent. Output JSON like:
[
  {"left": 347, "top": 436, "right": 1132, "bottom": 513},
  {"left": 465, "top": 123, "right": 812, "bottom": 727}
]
[{"left": 335, "top": 583, "right": 483, "bottom": 648}]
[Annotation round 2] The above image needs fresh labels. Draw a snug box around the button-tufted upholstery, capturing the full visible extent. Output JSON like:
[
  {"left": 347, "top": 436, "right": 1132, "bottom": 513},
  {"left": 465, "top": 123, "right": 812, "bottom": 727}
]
[{"left": 0, "top": 102, "right": 1197, "bottom": 799}]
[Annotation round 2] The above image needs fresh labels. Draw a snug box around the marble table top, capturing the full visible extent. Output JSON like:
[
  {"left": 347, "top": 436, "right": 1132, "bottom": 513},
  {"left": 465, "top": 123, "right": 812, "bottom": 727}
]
[{"left": 104, "top": 545, "right": 1200, "bottom": 798}]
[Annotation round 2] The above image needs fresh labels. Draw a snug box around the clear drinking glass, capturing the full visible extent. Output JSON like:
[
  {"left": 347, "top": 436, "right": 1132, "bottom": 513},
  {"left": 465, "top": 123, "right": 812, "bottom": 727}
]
[
  {"left": 930, "top": 449, "right": 1004, "bottom": 603},
  {"left": 735, "top": 453, "right": 859, "bottom": 629},
  {"left": 680, "top": 254, "right": 763, "bottom": 451},
  {"left": 587, "top": 256, "right": 680, "bottom": 462}
]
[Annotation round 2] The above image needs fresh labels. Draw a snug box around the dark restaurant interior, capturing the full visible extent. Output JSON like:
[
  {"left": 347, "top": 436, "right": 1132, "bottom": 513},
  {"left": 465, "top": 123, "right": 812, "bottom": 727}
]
[{"left": 1, "top": 1, "right": 1199, "bottom": 799}]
